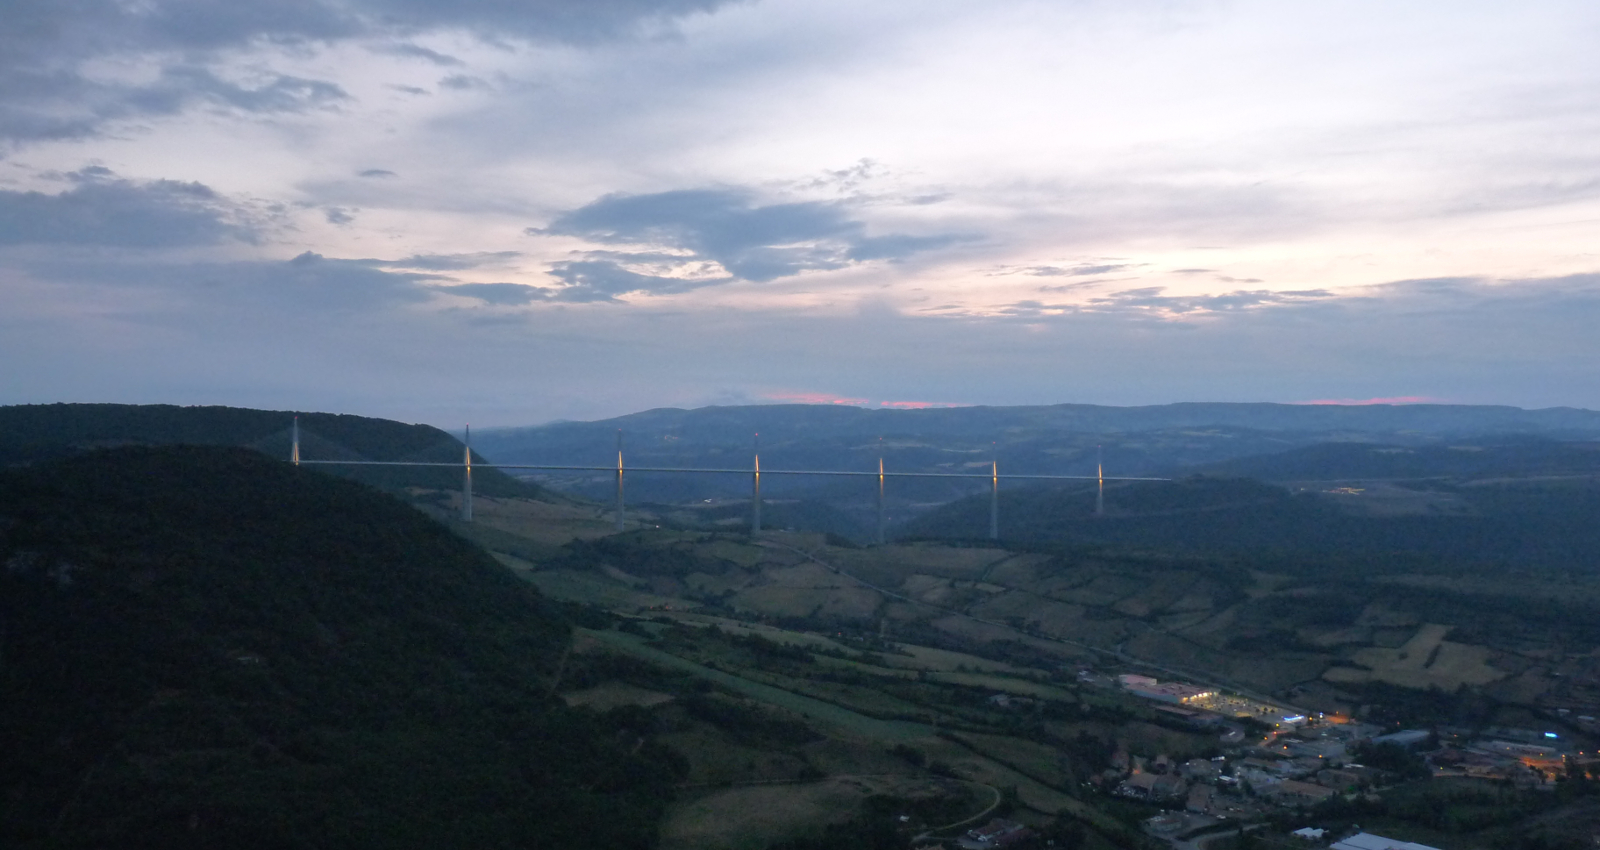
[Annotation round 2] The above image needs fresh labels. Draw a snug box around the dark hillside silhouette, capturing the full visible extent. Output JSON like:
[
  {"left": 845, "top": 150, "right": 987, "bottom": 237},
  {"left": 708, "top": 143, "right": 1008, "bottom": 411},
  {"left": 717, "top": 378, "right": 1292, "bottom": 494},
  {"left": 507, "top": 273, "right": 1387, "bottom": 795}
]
[{"left": 0, "top": 446, "right": 679, "bottom": 849}]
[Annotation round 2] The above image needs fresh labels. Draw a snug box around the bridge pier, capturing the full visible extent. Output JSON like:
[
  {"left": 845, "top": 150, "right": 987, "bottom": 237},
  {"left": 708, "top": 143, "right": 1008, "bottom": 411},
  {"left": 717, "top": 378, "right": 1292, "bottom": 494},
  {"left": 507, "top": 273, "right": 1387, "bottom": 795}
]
[
  {"left": 751, "top": 434, "right": 761, "bottom": 534},
  {"left": 876, "top": 456, "right": 886, "bottom": 545},
  {"left": 615, "top": 430, "right": 625, "bottom": 532},
  {"left": 989, "top": 460, "right": 999, "bottom": 540},
  {"left": 462, "top": 425, "right": 473, "bottom": 522},
  {"left": 1095, "top": 446, "right": 1104, "bottom": 517}
]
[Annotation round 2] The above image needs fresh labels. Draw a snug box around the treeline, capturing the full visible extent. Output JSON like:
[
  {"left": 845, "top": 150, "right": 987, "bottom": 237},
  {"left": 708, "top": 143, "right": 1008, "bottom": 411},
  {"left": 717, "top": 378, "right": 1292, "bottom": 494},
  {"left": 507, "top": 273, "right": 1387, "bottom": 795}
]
[
  {"left": 900, "top": 474, "right": 1600, "bottom": 576},
  {"left": 0, "top": 402, "right": 540, "bottom": 498}
]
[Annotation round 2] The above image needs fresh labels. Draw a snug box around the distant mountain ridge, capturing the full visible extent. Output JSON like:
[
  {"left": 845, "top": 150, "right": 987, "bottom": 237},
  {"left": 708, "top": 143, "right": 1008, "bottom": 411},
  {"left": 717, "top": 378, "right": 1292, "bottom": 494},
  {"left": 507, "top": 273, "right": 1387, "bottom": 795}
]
[
  {"left": 1198, "top": 437, "right": 1600, "bottom": 481},
  {"left": 496, "top": 401, "right": 1600, "bottom": 445},
  {"left": 472, "top": 401, "right": 1600, "bottom": 508},
  {"left": 898, "top": 432, "right": 1600, "bottom": 572}
]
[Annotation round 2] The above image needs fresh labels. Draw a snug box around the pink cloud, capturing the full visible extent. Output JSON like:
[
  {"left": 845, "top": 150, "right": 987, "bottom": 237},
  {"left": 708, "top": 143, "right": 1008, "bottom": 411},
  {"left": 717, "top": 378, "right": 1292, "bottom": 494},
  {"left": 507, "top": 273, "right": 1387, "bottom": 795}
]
[
  {"left": 1292, "top": 395, "right": 1444, "bottom": 406},
  {"left": 763, "top": 391, "right": 871, "bottom": 405}
]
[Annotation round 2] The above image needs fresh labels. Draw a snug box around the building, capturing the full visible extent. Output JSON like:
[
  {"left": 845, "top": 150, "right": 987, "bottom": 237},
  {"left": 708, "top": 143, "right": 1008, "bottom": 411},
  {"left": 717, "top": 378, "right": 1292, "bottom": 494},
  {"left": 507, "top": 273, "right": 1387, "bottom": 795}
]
[
  {"left": 1156, "top": 705, "right": 1226, "bottom": 729},
  {"left": 1146, "top": 813, "right": 1188, "bottom": 835},
  {"left": 1370, "top": 729, "right": 1431, "bottom": 748},
  {"left": 1116, "top": 771, "right": 1188, "bottom": 801},
  {"left": 1127, "top": 682, "right": 1218, "bottom": 705},
  {"left": 1239, "top": 757, "right": 1295, "bottom": 778},
  {"left": 1182, "top": 758, "right": 1223, "bottom": 782},
  {"left": 1284, "top": 739, "right": 1348, "bottom": 762},
  {"left": 1331, "top": 832, "right": 1441, "bottom": 850},
  {"left": 962, "top": 819, "right": 1032, "bottom": 848},
  {"left": 1315, "top": 768, "right": 1364, "bottom": 792},
  {"left": 1269, "top": 779, "right": 1337, "bottom": 807},
  {"left": 1237, "top": 767, "right": 1282, "bottom": 792}
]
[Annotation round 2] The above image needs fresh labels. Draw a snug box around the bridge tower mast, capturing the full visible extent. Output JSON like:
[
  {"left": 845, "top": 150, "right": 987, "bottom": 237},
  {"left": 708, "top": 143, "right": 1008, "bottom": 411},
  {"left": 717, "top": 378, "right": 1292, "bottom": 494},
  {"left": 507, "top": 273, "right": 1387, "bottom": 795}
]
[
  {"left": 876, "top": 438, "right": 886, "bottom": 546},
  {"left": 615, "top": 430, "right": 625, "bottom": 533},
  {"left": 751, "top": 433, "right": 762, "bottom": 534},
  {"left": 1095, "top": 445, "right": 1104, "bottom": 517},
  {"left": 462, "top": 425, "right": 473, "bottom": 522},
  {"left": 989, "top": 444, "right": 1000, "bottom": 541}
]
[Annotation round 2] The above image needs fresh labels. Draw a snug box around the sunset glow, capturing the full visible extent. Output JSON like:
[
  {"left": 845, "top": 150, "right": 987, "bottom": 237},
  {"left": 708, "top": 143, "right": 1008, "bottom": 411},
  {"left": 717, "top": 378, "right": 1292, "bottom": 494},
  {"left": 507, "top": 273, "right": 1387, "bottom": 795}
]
[{"left": 0, "top": 1, "right": 1595, "bottom": 422}]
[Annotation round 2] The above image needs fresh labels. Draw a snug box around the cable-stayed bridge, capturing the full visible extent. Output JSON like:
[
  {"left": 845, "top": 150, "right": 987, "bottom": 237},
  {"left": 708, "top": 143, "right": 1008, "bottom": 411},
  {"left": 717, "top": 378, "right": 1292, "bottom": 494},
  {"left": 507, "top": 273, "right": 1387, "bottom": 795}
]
[{"left": 287, "top": 418, "right": 1168, "bottom": 543}]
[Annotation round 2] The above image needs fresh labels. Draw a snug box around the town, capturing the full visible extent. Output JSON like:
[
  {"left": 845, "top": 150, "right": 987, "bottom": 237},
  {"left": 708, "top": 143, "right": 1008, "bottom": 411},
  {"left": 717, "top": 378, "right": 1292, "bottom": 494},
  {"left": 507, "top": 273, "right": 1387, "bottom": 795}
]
[{"left": 1064, "top": 670, "right": 1587, "bottom": 850}]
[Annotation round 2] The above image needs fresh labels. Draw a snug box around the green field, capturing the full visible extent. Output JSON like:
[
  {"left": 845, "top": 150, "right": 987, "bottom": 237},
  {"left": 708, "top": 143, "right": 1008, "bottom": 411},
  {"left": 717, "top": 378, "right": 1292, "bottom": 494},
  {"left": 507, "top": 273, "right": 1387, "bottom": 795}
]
[
  {"left": 527, "top": 568, "right": 696, "bottom": 610},
  {"left": 582, "top": 629, "right": 932, "bottom": 740}
]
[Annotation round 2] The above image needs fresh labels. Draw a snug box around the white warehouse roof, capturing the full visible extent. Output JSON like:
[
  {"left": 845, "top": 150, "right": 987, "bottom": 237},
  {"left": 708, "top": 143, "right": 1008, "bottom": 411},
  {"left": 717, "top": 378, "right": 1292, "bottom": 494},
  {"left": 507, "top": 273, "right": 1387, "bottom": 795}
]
[{"left": 1331, "top": 832, "right": 1441, "bottom": 850}]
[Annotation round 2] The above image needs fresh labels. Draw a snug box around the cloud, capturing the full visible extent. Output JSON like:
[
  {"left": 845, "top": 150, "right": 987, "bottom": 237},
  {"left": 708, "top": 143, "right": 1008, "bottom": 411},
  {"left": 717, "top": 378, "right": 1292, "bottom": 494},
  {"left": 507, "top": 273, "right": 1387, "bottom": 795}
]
[
  {"left": 847, "top": 234, "right": 965, "bottom": 262},
  {"left": 7, "top": 264, "right": 1600, "bottom": 425},
  {"left": 325, "top": 207, "right": 355, "bottom": 225},
  {"left": 539, "top": 187, "right": 965, "bottom": 296},
  {"left": 379, "top": 43, "right": 464, "bottom": 66},
  {"left": 992, "top": 300, "right": 1070, "bottom": 318},
  {"left": 1084, "top": 287, "right": 1336, "bottom": 316},
  {"left": 357, "top": 0, "right": 732, "bottom": 43},
  {"left": 0, "top": 61, "right": 348, "bottom": 142},
  {"left": 0, "top": 168, "right": 244, "bottom": 247},
  {"left": 16, "top": 250, "right": 442, "bottom": 314},
  {"left": 791, "top": 158, "right": 885, "bottom": 193},
  {"left": 368, "top": 251, "right": 522, "bottom": 271},
  {"left": 438, "top": 282, "right": 549, "bottom": 305},
  {"left": 1036, "top": 281, "right": 1107, "bottom": 294},
  {"left": 762, "top": 391, "right": 872, "bottom": 406},
  {"left": 1, "top": 0, "right": 730, "bottom": 56},
  {"left": 438, "top": 74, "right": 490, "bottom": 91},
  {"left": 545, "top": 259, "right": 730, "bottom": 302},
  {"left": 0, "top": 0, "right": 732, "bottom": 142},
  {"left": 990, "top": 262, "right": 1134, "bottom": 278},
  {"left": 264, "top": 252, "right": 439, "bottom": 310},
  {"left": 139, "top": 67, "right": 348, "bottom": 114},
  {"left": 358, "top": 169, "right": 397, "bottom": 178},
  {"left": 1029, "top": 263, "right": 1131, "bottom": 277}
]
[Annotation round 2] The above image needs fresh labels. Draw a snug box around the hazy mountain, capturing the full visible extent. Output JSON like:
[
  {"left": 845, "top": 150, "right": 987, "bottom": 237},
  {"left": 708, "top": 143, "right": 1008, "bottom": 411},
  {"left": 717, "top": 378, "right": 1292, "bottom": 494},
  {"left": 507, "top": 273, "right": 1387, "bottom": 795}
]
[
  {"left": 492, "top": 402, "right": 1600, "bottom": 451},
  {"left": 473, "top": 401, "right": 1600, "bottom": 519},
  {"left": 1197, "top": 435, "right": 1600, "bottom": 481}
]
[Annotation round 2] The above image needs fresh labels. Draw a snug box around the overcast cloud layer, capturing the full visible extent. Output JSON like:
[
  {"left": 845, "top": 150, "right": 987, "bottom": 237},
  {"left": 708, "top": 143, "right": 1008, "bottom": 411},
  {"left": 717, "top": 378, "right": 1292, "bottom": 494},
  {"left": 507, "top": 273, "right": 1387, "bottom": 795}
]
[{"left": 2, "top": 0, "right": 1599, "bottom": 425}]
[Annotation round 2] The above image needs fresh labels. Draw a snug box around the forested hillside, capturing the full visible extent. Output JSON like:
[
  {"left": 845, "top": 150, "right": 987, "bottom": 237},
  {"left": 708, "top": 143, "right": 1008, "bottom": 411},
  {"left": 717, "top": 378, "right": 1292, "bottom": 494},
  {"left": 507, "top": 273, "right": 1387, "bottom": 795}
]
[
  {"left": 0, "top": 403, "right": 539, "bottom": 498},
  {"left": 902, "top": 474, "right": 1600, "bottom": 574},
  {"left": 0, "top": 446, "right": 680, "bottom": 849}
]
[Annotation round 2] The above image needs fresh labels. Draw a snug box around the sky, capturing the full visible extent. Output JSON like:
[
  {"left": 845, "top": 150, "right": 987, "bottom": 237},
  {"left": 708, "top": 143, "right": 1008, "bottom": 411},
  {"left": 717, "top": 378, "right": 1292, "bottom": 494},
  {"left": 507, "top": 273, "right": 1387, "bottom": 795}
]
[{"left": 2, "top": 0, "right": 1599, "bottom": 426}]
